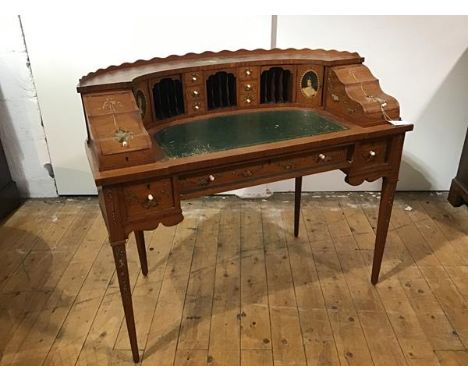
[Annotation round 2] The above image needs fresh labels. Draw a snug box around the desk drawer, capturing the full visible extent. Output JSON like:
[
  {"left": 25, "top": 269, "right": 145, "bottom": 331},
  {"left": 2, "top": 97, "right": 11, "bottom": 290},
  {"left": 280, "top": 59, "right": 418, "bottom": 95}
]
[
  {"left": 184, "top": 71, "right": 203, "bottom": 86},
  {"left": 185, "top": 86, "right": 204, "bottom": 102},
  {"left": 238, "top": 80, "right": 258, "bottom": 107},
  {"left": 238, "top": 66, "right": 259, "bottom": 80},
  {"left": 178, "top": 146, "right": 349, "bottom": 195},
  {"left": 122, "top": 178, "right": 177, "bottom": 221},
  {"left": 354, "top": 139, "right": 389, "bottom": 168}
]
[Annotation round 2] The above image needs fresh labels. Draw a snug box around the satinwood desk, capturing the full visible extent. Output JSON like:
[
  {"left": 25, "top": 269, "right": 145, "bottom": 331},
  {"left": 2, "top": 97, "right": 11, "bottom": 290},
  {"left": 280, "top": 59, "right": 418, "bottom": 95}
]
[{"left": 77, "top": 49, "right": 413, "bottom": 362}]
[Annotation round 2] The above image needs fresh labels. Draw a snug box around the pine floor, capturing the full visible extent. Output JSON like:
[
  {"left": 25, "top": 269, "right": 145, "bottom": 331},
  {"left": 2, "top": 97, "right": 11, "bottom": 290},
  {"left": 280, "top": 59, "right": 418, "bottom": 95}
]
[{"left": 1, "top": 192, "right": 468, "bottom": 366}]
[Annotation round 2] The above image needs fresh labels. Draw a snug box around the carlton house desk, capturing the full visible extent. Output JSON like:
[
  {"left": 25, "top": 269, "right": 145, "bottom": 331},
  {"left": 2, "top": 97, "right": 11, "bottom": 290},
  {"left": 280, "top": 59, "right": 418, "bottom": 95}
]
[{"left": 77, "top": 49, "right": 413, "bottom": 362}]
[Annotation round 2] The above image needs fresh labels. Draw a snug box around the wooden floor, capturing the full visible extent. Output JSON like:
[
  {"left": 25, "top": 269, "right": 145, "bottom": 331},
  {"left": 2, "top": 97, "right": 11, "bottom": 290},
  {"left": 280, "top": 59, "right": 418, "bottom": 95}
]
[{"left": 1, "top": 192, "right": 468, "bottom": 366}]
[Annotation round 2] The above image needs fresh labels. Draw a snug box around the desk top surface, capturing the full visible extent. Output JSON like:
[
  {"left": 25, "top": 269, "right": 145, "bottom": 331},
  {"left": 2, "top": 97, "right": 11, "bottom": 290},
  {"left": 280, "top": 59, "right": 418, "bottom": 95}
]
[{"left": 154, "top": 110, "right": 347, "bottom": 158}]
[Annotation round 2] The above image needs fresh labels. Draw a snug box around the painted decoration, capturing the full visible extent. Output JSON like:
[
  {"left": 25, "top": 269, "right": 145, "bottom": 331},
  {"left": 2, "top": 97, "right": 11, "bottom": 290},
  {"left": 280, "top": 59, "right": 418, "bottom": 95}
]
[{"left": 300, "top": 70, "right": 319, "bottom": 98}]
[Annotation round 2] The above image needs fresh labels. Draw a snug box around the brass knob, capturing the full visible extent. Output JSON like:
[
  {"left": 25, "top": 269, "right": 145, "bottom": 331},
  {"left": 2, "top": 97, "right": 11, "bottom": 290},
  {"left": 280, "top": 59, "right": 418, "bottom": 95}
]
[
  {"left": 193, "top": 104, "right": 200, "bottom": 111},
  {"left": 245, "top": 69, "right": 251, "bottom": 76},
  {"left": 369, "top": 150, "right": 376, "bottom": 158},
  {"left": 244, "top": 84, "right": 252, "bottom": 91},
  {"left": 121, "top": 140, "right": 128, "bottom": 148},
  {"left": 318, "top": 153, "right": 326, "bottom": 161},
  {"left": 191, "top": 75, "right": 198, "bottom": 82},
  {"left": 147, "top": 194, "right": 154, "bottom": 201},
  {"left": 208, "top": 175, "right": 215, "bottom": 182},
  {"left": 192, "top": 90, "right": 199, "bottom": 97},
  {"left": 245, "top": 97, "right": 252, "bottom": 104}
]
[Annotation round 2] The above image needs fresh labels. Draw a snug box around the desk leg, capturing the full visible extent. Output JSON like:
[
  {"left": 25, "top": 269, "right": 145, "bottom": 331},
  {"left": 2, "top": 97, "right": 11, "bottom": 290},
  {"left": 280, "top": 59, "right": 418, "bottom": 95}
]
[
  {"left": 111, "top": 241, "right": 140, "bottom": 363},
  {"left": 135, "top": 231, "right": 148, "bottom": 276},
  {"left": 371, "top": 177, "right": 397, "bottom": 285},
  {"left": 294, "top": 176, "right": 302, "bottom": 237}
]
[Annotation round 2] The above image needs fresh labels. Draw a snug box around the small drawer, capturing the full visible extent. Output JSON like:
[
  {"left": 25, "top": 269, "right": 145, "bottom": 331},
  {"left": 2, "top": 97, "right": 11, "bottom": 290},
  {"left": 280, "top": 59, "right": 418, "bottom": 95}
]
[
  {"left": 179, "top": 146, "right": 349, "bottom": 195},
  {"left": 122, "top": 178, "right": 176, "bottom": 221},
  {"left": 239, "top": 81, "right": 257, "bottom": 94},
  {"left": 187, "top": 100, "right": 205, "bottom": 114},
  {"left": 272, "top": 147, "right": 348, "bottom": 173},
  {"left": 239, "top": 80, "right": 258, "bottom": 107},
  {"left": 179, "top": 163, "right": 264, "bottom": 194},
  {"left": 240, "top": 93, "right": 257, "bottom": 107},
  {"left": 185, "top": 86, "right": 203, "bottom": 100},
  {"left": 184, "top": 71, "right": 203, "bottom": 86},
  {"left": 238, "top": 66, "right": 259, "bottom": 80},
  {"left": 354, "top": 139, "right": 388, "bottom": 167}
]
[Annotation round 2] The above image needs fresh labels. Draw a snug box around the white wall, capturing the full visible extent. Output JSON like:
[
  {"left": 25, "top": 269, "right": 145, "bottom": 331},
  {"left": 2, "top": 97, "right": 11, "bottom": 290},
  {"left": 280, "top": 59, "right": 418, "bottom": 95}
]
[
  {"left": 20, "top": 13, "right": 272, "bottom": 195},
  {"left": 0, "top": 16, "right": 57, "bottom": 197},
  {"left": 273, "top": 15, "right": 468, "bottom": 191}
]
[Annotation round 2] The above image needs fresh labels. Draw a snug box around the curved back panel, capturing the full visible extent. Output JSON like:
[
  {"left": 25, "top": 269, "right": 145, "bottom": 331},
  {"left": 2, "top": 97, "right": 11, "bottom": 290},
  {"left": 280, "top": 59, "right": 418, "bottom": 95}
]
[{"left": 78, "top": 49, "right": 401, "bottom": 171}]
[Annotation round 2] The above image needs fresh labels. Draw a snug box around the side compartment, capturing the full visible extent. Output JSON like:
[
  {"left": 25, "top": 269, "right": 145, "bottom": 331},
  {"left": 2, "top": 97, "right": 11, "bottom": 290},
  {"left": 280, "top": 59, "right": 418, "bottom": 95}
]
[
  {"left": 325, "top": 64, "right": 400, "bottom": 126},
  {"left": 82, "top": 90, "right": 155, "bottom": 171}
]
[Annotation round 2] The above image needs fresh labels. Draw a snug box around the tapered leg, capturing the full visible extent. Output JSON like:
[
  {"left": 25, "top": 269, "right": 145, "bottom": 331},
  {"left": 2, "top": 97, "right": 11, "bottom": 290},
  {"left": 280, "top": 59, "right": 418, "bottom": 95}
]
[
  {"left": 294, "top": 176, "right": 303, "bottom": 237},
  {"left": 111, "top": 242, "right": 140, "bottom": 363},
  {"left": 371, "top": 177, "right": 398, "bottom": 285},
  {"left": 135, "top": 230, "right": 148, "bottom": 276}
]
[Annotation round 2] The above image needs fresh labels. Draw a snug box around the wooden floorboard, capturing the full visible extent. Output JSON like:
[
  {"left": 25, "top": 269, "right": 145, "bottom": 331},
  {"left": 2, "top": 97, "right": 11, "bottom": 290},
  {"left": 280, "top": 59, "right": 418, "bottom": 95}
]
[{"left": 0, "top": 193, "right": 467, "bottom": 365}]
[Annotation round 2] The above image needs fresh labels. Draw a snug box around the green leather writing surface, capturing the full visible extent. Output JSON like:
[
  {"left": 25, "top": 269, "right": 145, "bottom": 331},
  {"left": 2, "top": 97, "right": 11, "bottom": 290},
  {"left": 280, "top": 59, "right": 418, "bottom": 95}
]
[{"left": 154, "top": 110, "right": 346, "bottom": 158}]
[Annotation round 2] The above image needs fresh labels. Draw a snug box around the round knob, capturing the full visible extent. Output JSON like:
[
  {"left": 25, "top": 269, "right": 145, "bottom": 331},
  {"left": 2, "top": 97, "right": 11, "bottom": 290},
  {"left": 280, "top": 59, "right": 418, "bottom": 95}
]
[
  {"left": 245, "top": 97, "right": 252, "bottom": 104},
  {"left": 318, "top": 153, "right": 326, "bottom": 161},
  {"left": 208, "top": 175, "right": 215, "bottom": 182},
  {"left": 193, "top": 104, "right": 200, "bottom": 111},
  {"left": 191, "top": 75, "right": 198, "bottom": 82},
  {"left": 244, "top": 84, "right": 252, "bottom": 91},
  {"left": 122, "top": 140, "right": 128, "bottom": 148},
  {"left": 369, "top": 150, "right": 376, "bottom": 158},
  {"left": 245, "top": 69, "right": 251, "bottom": 76},
  {"left": 147, "top": 194, "right": 154, "bottom": 201},
  {"left": 192, "top": 90, "right": 199, "bottom": 97}
]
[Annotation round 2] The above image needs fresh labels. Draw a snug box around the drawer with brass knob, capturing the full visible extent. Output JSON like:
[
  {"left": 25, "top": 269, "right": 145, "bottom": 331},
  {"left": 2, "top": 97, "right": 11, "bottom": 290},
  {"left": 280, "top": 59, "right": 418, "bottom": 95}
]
[
  {"left": 238, "top": 66, "right": 258, "bottom": 80},
  {"left": 184, "top": 72, "right": 203, "bottom": 86},
  {"left": 240, "top": 94, "right": 257, "bottom": 106},
  {"left": 185, "top": 85, "right": 205, "bottom": 113},
  {"left": 187, "top": 100, "right": 206, "bottom": 114},
  {"left": 238, "top": 80, "right": 258, "bottom": 107},
  {"left": 240, "top": 81, "right": 257, "bottom": 93}
]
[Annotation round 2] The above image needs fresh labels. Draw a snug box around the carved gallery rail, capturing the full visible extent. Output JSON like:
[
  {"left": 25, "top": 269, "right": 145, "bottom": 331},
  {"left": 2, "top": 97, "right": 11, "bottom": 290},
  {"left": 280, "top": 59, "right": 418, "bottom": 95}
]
[{"left": 77, "top": 48, "right": 413, "bottom": 363}]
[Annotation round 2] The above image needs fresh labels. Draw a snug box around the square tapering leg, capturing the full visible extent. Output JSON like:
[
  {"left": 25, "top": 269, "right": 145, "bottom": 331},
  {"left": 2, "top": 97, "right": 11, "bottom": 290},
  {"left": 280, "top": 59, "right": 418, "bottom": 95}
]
[
  {"left": 294, "top": 176, "right": 303, "bottom": 237},
  {"left": 371, "top": 177, "right": 398, "bottom": 285},
  {"left": 135, "top": 230, "right": 148, "bottom": 276},
  {"left": 111, "top": 242, "right": 140, "bottom": 363}
]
